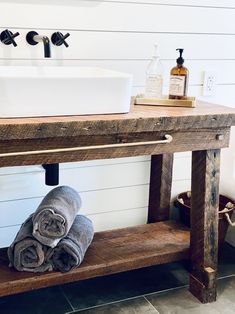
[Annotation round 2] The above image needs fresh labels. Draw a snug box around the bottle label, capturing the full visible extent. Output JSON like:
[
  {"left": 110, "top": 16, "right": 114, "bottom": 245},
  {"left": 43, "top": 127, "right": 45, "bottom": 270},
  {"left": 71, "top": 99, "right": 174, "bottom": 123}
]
[
  {"left": 145, "top": 75, "right": 163, "bottom": 98},
  {"left": 169, "top": 75, "right": 185, "bottom": 96}
]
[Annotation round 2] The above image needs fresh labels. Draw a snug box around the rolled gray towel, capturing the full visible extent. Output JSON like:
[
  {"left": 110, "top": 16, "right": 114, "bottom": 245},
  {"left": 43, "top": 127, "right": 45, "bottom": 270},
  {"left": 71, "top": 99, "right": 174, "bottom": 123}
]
[
  {"left": 49, "top": 215, "right": 94, "bottom": 272},
  {"left": 8, "top": 215, "right": 52, "bottom": 272},
  {"left": 32, "top": 186, "right": 82, "bottom": 248}
]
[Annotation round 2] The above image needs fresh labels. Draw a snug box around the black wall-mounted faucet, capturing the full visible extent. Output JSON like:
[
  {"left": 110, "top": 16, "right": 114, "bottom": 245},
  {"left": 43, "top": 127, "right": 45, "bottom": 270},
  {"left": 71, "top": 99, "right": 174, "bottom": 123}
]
[
  {"left": 26, "top": 31, "right": 51, "bottom": 58},
  {"left": 0, "top": 29, "right": 20, "bottom": 47}
]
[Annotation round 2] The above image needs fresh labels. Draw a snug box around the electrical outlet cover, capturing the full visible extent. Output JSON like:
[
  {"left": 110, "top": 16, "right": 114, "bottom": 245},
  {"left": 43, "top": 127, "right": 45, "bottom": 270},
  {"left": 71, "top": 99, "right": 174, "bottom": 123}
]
[{"left": 203, "top": 71, "right": 217, "bottom": 96}]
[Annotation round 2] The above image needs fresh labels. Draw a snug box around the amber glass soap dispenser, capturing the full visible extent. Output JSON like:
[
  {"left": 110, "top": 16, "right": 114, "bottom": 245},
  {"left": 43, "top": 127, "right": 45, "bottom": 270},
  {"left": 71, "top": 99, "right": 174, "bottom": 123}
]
[{"left": 169, "top": 48, "right": 189, "bottom": 99}]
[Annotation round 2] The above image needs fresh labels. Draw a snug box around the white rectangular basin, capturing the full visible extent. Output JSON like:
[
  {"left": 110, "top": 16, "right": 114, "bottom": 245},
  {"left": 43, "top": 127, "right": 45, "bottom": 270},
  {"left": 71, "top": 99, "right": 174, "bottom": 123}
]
[{"left": 0, "top": 66, "right": 133, "bottom": 118}]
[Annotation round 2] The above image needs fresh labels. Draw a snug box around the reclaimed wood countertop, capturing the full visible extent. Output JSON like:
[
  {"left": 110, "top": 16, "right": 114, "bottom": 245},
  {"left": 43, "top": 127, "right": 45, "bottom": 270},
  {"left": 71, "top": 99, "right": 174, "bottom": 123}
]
[{"left": 0, "top": 101, "right": 235, "bottom": 140}]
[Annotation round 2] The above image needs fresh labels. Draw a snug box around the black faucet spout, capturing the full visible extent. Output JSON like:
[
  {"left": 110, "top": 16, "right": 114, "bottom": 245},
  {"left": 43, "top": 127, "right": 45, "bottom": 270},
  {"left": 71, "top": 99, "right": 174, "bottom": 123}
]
[
  {"left": 26, "top": 31, "right": 51, "bottom": 58},
  {"left": 42, "top": 36, "right": 51, "bottom": 58}
]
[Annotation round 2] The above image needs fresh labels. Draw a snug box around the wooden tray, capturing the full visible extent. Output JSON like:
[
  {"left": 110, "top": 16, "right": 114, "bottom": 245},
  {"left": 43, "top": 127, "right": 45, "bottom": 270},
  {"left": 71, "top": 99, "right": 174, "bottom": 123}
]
[{"left": 134, "top": 95, "right": 196, "bottom": 108}]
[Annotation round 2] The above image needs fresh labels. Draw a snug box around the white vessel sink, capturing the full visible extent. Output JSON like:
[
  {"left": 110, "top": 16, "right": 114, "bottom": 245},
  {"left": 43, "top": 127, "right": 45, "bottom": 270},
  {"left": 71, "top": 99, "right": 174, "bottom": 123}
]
[{"left": 0, "top": 66, "right": 133, "bottom": 118}]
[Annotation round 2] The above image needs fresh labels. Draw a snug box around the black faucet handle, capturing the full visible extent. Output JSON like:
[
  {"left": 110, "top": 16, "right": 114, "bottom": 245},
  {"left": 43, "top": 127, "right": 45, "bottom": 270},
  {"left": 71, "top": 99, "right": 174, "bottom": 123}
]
[
  {"left": 51, "top": 32, "right": 70, "bottom": 48},
  {"left": 0, "top": 29, "right": 20, "bottom": 47}
]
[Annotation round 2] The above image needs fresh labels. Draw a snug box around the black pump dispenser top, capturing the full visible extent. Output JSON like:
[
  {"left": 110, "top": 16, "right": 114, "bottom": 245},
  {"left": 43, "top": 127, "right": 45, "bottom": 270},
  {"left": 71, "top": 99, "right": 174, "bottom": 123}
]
[{"left": 176, "top": 48, "right": 184, "bottom": 65}]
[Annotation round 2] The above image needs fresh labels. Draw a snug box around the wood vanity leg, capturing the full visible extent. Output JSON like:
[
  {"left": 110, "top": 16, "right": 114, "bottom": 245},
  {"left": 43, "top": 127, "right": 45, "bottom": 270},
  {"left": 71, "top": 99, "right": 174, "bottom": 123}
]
[
  {"left": 148, "top": 154, "right": 174, "bottom": 223},
  {"left": 190, "top": 149, "right": 220, "bottom": 303}
]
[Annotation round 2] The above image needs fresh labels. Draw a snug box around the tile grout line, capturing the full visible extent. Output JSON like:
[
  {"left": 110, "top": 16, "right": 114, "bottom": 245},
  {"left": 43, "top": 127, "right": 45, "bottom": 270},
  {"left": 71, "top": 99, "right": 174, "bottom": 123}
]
[
  {"left": 143, "top": 284, "right": 189, "bottom": 298},
  {"left": 218, "top": 273, "right": 235, "bottom": 280},
  {"left": 64, "top": 285, "right": 189, "bottom": 313},
  {"left": 144, "top": 296, "right": 161, "bottom": 313},
  {"left": 62, "top": 268, "right": 235, "bottom": 313},
  {"left": 64, "top": 295, "right": 151, "bottom": 314},
  {"left": 140, "top": 274, "right": 235, "bottom": 299},
  {"left": 59, "top": 286, "right": 75, "bottom": 312}
]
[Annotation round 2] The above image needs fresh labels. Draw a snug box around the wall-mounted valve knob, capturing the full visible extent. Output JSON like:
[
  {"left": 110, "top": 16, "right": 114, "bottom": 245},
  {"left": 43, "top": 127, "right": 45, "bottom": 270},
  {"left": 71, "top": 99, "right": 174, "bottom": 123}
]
[
  {"left": 0, "top": 29, "right": 20, "bottom": 47},
  {"left": 51, "top": 32, "right": 70, "bottom": 48}
]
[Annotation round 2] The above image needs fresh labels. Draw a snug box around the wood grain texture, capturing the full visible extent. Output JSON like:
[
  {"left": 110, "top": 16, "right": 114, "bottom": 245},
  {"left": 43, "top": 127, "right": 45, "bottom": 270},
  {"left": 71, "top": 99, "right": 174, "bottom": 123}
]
[
  {"left": 0, "top": 128, "right": 230, "bottom": 167},
  {"left": 148, "top": 154, "right": 174, "bottom": 222},
  {"left": 190, "top": 149, "right": 220, "bottom": 303},
  {"left": 0, "top": 100, "right": 233, "bottom": 303},
  {"left": 0, "top": 101, "right": 234, "bottom": 140},
  {"left": 0, "top": 221, "right": 189, "bottom": 297}
]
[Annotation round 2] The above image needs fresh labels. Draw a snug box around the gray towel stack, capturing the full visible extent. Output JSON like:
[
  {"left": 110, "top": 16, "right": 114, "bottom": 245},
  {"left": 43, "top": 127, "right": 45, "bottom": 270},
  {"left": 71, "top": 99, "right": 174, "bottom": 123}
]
[
  {"left": 32, "top": 186, "right": 82, "bottom": 248},
  {"left": 8, "top": 185, "right": 94, "bottom": 273}
]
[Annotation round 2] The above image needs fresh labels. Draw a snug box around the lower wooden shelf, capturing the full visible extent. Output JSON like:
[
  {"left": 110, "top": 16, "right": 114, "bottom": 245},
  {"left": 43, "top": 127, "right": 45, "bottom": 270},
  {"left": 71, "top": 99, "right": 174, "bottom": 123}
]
[{"left": 0, "top": 220, "right": 190, "bottom": 297}]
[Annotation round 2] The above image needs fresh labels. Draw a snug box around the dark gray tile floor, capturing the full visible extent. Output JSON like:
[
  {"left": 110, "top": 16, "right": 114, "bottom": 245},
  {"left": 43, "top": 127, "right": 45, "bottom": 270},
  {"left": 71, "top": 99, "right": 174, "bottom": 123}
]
[
  {"left": 0, "top": 243, "right": 234, "bottom": 314},
  {"left": 0, "top": 286, "right": 72, "bottom": 314},
  {"left": 146, "top": 276, "right": 235, "bottom": 314}
]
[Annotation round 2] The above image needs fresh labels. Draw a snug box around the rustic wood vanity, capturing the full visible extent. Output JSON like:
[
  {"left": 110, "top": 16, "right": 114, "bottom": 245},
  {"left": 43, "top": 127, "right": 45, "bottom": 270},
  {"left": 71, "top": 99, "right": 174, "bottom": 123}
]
[{"left": 0, "top": 100, "right": 234, "bottom": 303}]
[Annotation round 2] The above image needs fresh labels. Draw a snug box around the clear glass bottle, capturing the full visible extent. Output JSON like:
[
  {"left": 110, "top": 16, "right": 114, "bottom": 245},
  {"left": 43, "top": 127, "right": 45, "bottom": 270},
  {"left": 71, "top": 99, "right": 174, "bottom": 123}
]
[
  {"left": 145, "top": 44, "right": 163, "bottom": 99},
  {"left": 169, "top": 48, "right": 189, "bottom": 100}
]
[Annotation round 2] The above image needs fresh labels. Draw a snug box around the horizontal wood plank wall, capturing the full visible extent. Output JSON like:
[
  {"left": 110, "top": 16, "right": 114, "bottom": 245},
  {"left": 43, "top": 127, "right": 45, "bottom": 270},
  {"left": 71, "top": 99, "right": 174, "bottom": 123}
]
[{"left": 0, "top": 0, "right": 234, "bottom": 247}]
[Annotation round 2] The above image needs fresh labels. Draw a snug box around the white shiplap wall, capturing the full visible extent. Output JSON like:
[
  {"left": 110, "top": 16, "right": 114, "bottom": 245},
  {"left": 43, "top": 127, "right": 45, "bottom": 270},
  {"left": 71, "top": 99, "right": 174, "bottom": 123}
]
[{"left": 0, "top": 0, "right": 235, "bottom": 247}]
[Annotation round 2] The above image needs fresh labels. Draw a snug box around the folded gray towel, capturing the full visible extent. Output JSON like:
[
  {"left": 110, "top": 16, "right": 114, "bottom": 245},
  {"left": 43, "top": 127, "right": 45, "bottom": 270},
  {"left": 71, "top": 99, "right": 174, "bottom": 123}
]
[
  {"left": 8, "top": 215, "right": 52, "bottom": 272},
  {"left": 49, "top": 215, "right": 94, "bottom": 273},
  {"left": 32, "top": 186, "right": 82, "bottom": 248}
]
